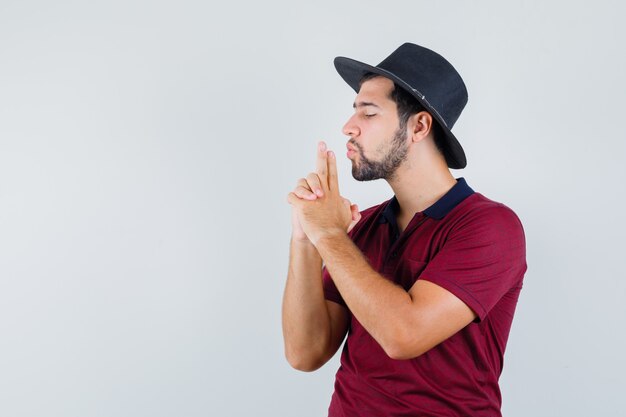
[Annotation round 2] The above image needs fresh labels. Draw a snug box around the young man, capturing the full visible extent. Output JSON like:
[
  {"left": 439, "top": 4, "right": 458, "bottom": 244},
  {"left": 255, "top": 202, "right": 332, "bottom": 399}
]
[{"left": 282, "top": 43, "right": 527, "bottom": 417}]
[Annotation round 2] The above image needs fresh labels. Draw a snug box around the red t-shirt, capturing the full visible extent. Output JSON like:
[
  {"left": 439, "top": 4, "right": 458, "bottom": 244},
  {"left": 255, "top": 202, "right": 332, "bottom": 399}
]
[{"left": 322, "top": 178, "right": 527, "bottom": 417}]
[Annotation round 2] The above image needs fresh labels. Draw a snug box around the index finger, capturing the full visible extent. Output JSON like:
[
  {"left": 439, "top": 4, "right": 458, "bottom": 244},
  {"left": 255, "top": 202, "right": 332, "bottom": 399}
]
[
  {"left": 316, "top": 141, "right": 328, "bottom": 189},
  {"left": 327, "top": 150, "right": 340, "bottom": 194}
]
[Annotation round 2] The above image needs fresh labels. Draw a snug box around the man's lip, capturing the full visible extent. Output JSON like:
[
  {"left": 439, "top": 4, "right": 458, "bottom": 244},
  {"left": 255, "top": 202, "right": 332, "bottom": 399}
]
[{"left": 347, "top": 145, "right": 357, "bottom": 159}]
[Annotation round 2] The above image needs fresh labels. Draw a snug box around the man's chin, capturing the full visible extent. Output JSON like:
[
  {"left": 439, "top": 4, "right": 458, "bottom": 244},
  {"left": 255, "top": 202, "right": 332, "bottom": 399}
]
[{"left": 352, "top": 167, "right": 376, "bottom": 182}]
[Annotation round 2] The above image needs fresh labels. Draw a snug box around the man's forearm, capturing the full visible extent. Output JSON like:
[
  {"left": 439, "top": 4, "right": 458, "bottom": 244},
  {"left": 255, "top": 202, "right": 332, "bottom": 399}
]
[
  {"left": 315, "top": 233, "right": 414, "bottom": 356},
  {"left": 281, "top": 238, "right": 333, "bottom": 370}
]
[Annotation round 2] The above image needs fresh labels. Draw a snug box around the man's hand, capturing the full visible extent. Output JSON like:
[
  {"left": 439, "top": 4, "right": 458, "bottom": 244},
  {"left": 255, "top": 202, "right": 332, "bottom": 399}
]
[{"left": 288, "top": 141, "right": 361, "bottom": 245}]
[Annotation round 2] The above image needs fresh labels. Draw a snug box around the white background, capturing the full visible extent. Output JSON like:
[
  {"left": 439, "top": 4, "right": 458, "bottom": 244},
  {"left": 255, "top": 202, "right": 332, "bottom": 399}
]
[{"left": 1, "top": 1, "right": 624, "bottom": 416}]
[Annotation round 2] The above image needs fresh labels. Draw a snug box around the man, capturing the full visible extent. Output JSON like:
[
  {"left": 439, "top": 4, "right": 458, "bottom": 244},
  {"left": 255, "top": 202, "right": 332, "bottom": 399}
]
[{"left": 282, "top": 43, "right": 527, "bottom": 417}]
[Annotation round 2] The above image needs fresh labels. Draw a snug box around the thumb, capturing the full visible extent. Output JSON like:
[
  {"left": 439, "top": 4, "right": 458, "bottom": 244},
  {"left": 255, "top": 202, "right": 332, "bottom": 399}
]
[
  {"left": 350, "top": 204, "right": 361, "bottom": 222},
  {"left": 347, "top": 203, "right": 361, "bottom": 233}
]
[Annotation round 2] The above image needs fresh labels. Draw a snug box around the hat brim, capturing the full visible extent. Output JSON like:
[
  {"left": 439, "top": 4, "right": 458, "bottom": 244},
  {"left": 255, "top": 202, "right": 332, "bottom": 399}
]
[{"left": 334, "top": 56, "right": 467, "bottom": 169}]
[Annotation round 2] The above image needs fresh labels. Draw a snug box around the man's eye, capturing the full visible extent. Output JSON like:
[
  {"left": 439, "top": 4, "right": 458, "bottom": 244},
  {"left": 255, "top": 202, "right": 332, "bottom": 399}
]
[{"left": 365, "top": 114, "right": 376, "bottom": 118}]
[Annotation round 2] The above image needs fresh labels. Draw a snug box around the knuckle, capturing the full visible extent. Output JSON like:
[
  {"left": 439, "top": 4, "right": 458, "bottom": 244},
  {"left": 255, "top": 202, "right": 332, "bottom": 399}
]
[{"left": 306, "top": 172, "right": 319, "bottom": 181}]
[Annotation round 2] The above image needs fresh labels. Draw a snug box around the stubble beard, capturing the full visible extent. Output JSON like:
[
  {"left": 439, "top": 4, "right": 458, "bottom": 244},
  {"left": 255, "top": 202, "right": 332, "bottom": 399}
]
[{"left": 350, "top": 126, "right": 409, "bottom": 182}]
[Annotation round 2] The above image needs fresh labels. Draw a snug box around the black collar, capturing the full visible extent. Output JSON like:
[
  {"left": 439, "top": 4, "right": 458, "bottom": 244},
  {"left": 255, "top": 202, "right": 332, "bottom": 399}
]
[{"left": 379, "top": 177, "right": 475, "bottom": 225}]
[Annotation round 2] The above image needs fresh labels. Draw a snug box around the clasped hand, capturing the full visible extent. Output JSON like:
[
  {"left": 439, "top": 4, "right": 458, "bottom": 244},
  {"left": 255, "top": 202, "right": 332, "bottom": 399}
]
[{"left": 287, "top": 141, "right": 361, "bottom": 246}]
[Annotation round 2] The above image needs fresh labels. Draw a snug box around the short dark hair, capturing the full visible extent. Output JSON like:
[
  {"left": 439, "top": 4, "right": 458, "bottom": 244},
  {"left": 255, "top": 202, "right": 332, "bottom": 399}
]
[{"left": 359, "top": 72, "right": 446, "bottom": 156}]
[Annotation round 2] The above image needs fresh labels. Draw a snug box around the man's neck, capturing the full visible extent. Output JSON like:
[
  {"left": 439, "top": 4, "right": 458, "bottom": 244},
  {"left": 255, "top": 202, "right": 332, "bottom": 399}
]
[{"left": 386, "top": 161, "right": 457, "bottom": 223}]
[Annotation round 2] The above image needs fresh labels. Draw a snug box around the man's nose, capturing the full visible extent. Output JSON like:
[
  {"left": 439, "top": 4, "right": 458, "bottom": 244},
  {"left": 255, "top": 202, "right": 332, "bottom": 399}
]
[{"left": 342, "top": 114, "right": 360, "bottom": 137}]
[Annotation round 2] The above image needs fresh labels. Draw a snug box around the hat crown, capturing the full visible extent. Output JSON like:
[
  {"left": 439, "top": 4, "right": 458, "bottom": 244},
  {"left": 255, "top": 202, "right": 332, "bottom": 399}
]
[{"left": 377, "top": 43, "right": 468, "bottom": 129}]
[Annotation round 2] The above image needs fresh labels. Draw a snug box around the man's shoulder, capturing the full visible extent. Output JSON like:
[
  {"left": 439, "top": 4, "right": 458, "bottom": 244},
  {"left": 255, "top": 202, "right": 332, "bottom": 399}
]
[
  {"left": 451, "top": 192, "right": 525, "bottom": 238},
  {"left": 458, "top": 192, "right": 522, "bottom": 220}
]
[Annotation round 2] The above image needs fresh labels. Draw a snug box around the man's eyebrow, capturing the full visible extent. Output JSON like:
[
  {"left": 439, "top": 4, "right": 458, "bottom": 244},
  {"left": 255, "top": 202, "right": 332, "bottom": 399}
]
[{"left": 353, "top": 101, "right": 381, "bottom": 109}]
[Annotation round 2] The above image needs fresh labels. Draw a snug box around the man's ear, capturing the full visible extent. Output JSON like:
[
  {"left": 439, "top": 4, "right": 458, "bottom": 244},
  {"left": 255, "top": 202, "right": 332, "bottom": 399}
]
[{"left": 410, "top": 111, "right": 433, "bottom": 143}]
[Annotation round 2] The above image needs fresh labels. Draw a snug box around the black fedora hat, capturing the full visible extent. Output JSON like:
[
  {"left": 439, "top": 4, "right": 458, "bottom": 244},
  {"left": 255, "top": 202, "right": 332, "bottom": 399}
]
[{"left": 334, "top": 43, "right": 468, "bottom": 169}]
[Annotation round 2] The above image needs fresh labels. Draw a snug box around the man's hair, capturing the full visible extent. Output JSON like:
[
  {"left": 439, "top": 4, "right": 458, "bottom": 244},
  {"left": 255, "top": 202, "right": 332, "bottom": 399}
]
[{"left": 359, "top": 72, "right": 446, "bottom": 156}]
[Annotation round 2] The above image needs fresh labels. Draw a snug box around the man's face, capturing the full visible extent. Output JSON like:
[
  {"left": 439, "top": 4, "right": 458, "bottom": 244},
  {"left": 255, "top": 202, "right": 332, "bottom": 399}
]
[{"left": 343, "top": 76, "right": 409, "bottom": 181}]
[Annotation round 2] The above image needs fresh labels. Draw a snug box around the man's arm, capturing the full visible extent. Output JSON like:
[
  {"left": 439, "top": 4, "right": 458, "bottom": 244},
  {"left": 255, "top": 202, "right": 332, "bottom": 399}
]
[
  {"left": 281, "top": 238, "right": 349, "bottom": 372},
  {"left": 315, "top": 233, "right": 476, "bottom": 360},
  {"left": 282, "top": 142, "right": 357, "bottom": 372}
]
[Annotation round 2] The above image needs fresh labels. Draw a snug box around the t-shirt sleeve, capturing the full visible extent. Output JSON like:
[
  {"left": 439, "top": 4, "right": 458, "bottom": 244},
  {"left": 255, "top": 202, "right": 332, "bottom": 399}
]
[{"left": 418, "top": 205, "right": 527, "bottom": 322}]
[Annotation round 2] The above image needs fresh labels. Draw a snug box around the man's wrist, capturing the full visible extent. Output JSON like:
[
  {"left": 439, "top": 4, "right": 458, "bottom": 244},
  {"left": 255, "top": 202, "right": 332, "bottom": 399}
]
[
  {"left": 289, "top": 236, "right": 323, "bottom": 272},
  {"left": 313, "top": 230, "right": 350, "bottom": 250},
  {"left": 291, "top": 236, "right": 318, "bottom": 251}
]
